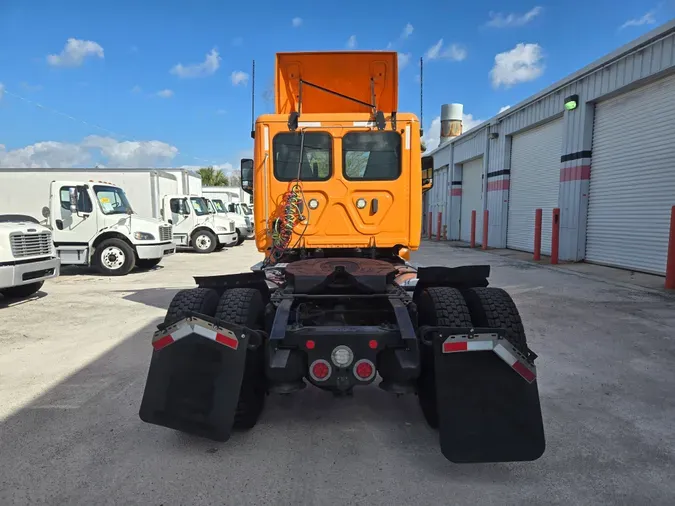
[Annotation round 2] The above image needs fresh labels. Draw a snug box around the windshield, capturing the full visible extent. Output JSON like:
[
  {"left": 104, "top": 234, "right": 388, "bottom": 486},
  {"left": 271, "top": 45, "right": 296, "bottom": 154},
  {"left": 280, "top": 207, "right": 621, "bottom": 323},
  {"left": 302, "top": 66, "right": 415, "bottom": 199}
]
[
  {"left": 189, "top": 197, "right": 209, "bottom": 216},
  {"left": 343, "top": 131, "right": 401, "bottom": 180},
  {"left": 239, "top": 203, "right": 252, "bottom": 215},
  {"left": 212, "top": 199, "right": 227, "bottom": 213},
  {"left": 93, "top": 185, "right": 133, "bottom": 215}
]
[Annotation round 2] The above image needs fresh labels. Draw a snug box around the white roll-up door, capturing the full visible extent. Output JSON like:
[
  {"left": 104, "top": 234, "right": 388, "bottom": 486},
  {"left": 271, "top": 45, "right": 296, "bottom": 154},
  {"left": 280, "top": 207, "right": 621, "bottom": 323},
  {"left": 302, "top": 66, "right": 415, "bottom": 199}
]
[
  {"left": 507, "top": 118, "right": 563, "bottom": 254},
  {"left": 460, "top": 157, "right": 484, "bottom": 243},
  {"left": 586, "top": 73, "right": 675, "bottom": 275}
]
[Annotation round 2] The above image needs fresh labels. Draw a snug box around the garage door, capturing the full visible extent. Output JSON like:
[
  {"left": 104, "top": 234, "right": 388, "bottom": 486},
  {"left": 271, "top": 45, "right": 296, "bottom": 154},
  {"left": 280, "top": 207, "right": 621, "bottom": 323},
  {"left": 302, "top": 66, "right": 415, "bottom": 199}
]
[
  {"left": 507, "top": 118, "right": 563, "bottom": 254},
  {"left": 586, "top": 73, "right": 675, "bottom": 275},
  {"left": 460, "top": 157, "right": 484, "bottom": 243}
]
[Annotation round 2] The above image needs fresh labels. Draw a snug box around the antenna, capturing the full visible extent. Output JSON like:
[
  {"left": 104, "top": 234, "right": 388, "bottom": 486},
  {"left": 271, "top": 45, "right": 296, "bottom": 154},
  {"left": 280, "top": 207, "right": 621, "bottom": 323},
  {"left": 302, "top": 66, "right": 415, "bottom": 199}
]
[
  {"left": 420, "top": 56, "right": 424, "bottom": 136},
  {"left": 250, "top": 59, "right": 256, "bottom": 139}
]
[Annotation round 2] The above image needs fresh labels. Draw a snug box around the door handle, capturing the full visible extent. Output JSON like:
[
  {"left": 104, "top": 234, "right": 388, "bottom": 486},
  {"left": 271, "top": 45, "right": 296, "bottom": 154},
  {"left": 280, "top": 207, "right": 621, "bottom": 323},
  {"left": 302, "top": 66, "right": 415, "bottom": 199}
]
[{"left": 371, "top": 198, "right": 379, "bottom": 214}]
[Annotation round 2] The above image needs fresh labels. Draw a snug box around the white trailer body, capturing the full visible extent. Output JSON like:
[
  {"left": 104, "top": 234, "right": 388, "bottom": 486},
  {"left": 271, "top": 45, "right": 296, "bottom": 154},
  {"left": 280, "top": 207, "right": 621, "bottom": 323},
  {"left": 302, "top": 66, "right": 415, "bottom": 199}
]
[
  {"left": 161, "top": 169, "right": 203, "bottom": 195},
  {"left": 0, "top": 169, "right": 176, "bottom": 276}
]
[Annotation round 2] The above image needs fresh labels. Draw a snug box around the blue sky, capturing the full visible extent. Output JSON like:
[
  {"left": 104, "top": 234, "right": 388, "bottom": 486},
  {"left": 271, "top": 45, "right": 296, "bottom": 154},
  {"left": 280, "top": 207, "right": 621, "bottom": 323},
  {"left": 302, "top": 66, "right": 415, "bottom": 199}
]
[{"left": 0, "top": 0, "right": 672, "bottom": 170}]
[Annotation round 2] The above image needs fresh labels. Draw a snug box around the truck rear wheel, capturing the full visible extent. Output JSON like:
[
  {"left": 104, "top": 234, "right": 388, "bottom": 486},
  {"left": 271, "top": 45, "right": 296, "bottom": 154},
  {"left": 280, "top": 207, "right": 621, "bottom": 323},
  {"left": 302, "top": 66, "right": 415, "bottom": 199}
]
[
  {"left": 164, "top": 287, "right": 220, "bottom": 326},
  {"left": 191, "top": 230, "right": 217, "bottom": 254},
  {"left": 215, "top": 287, "right": 267, "bottom": 430},
  {"left": 94, "top": 238, "right": 136, "bottom": 276},
  {"left": 461, "top": 287, "right": 528, "bottom": 354},
  {"left": 0, "top": 281, "right": 45, "bottom": 299},
  {"left": 416, "top": 286, "right": 473, "bottom": 428}
]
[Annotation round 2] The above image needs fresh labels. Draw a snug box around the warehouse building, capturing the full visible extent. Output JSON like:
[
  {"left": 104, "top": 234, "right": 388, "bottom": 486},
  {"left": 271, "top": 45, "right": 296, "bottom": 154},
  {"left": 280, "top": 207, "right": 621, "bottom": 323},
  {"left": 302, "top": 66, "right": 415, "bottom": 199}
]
[{"left": 423, "top": 20, "right": 675, "bottom": 276}]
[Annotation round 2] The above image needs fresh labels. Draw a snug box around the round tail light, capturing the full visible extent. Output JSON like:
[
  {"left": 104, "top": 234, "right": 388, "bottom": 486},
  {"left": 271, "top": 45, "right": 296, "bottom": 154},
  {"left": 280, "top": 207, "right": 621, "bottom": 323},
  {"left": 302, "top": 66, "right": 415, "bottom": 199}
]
[
  {"left": 353, "top": 359, "right": 376, "bottom": 381},
  {"left": 309, "top": 359, "right": 331, "bottom": 382}
]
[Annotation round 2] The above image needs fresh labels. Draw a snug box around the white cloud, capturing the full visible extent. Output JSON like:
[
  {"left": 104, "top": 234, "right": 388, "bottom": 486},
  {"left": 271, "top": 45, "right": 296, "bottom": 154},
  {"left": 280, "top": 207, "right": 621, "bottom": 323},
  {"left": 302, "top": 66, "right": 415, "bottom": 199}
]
[
  {"left": 156, "top": 89, "right": 174, "bottom": 98},
  {"left": 499, "top": 105, "right": 511, "bottom": 113},
  {"left": 490, "top": 43, "right": 544, "bottom": 88},
  {"left": 46, "top": 38, "right": 104, "bottom": 67},
  {"left": 422, "top": 113, "right": 485, "bottom": 152},
  {"left": 231, "top": 70, "right": 249, "bottom": 86},
  {"left": 0, "top": 136, "right": 179, "bottom": 168},
  {"left": 346, "top": 35, "right": 357, "bottom": 49},
  {"left": 0, "top": 82, "right": 4, "bottom": 101},
  {"left": 292, "top": 17, "right": 302, "bottom": 27},
  {"left": 398, "top": 52, "right": 411, "bottom": 69},
  {"left": 216, "top": 109, "right": 227, "bottom": 115},
  {"left": 620, "top": 10, "right": 657, "bottom": 29},
  {"left": 131, "top": 85, "right": 142, "bottom": 94},
  {"left": 425, "top": 39, "right": 467, "bottom": 62},
  {"left": 486, "top": 6, "right": 543, "bottom": 28},
  {"left": 170, "top": 48, "right": 221, "bottom": 78},
  {"left": 401, "top": 23, "right": 414, "bottom": 38}
]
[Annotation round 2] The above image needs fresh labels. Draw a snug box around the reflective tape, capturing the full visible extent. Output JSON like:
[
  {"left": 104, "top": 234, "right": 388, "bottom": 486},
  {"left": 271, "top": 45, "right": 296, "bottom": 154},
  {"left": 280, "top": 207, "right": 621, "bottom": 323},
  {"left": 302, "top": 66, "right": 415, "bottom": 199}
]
[{"left": 151, "top": 319, "right": 240, "bottom": 351}]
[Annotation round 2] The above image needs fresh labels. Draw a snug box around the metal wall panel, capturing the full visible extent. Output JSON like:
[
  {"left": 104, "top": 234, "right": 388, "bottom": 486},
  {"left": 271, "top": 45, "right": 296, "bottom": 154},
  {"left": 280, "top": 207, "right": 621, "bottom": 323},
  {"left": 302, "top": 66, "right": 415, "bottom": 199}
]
[
  {"left": 460, "top": 157, "right": 484, "bottom": 243},
  {"left": 586, "top": 72, "right": 675, "bottom": 275},
  {"left": 453, "top": 130, "right": 486, "bottom": 164},
  {"left": 507, "top": 118, "right": 563, "bottom": 254}
]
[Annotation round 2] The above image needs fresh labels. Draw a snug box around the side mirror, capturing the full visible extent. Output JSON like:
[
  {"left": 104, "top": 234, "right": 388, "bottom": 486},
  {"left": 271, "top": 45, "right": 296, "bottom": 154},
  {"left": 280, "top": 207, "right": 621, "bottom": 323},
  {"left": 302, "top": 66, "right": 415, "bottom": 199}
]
[
  {"left": 68, "top": 187, "right": 78, "bottom": 213},
  {"left": 240, "top": 158, "right": 254, "bottom": 195},
  {"left": 41, "top": 206, "right": 50, "bottom": 218},
  {"left": 421, "top": 155, "right": 434, "bottom": 194}
]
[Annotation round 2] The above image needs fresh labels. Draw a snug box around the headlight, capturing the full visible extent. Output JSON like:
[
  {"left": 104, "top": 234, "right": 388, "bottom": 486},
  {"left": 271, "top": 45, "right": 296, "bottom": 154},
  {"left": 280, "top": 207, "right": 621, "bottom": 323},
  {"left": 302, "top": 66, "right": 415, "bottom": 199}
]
[
  {"left": 134, "top": 231, "right": 155, "bottom": 240},
  {"left": 216, "top": 226, "right": 229, "bottom": 232}
]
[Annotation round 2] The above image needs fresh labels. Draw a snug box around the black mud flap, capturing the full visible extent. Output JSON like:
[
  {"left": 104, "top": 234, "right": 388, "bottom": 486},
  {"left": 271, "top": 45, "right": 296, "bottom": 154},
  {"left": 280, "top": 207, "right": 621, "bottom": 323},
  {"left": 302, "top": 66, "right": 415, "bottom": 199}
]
[
  {"left": 424, "top": 326, "right": 545, "bottom": 463},
  {"left": 139, "top": 315, "right": 253, "bottom": 442}
]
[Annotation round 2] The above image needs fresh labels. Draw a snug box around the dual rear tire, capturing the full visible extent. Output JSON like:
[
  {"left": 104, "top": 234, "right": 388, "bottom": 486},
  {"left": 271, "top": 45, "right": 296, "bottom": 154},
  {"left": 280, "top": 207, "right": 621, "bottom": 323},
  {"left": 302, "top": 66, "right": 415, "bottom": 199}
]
[
  {"left": 415, "top": 286, "right": 528, "bottom": 428},
  {"left": 164, "top": 286, "right": 267, "bottom": 430}
]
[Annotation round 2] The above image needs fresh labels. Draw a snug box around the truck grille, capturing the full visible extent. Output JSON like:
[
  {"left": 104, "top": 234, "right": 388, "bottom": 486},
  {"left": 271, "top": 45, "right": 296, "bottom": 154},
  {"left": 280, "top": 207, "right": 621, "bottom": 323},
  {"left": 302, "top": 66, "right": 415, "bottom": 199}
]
[
  {"left": 159, "top": 225, "right": 173, "bottom": 241},
  {"left": 10, "top": 232, "right": 52, "bottom": 258}
]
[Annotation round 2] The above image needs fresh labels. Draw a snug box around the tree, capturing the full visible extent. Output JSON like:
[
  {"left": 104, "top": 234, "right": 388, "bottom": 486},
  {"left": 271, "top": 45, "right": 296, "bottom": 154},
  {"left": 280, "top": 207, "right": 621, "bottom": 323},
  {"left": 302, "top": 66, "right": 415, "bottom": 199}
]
[{"left": 198, "top": 166, "right": 229, "bottom": 186}]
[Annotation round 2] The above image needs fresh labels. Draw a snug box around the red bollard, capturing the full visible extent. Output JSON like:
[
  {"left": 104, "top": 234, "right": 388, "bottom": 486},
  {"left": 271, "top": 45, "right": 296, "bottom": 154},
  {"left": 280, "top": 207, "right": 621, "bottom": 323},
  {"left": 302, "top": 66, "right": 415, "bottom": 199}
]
[
  {"left": 470, "top": 210, "right": 476, "bottom": 248},
  {"left": 482, "top": 209, "right": 489, "bottom": 250},
  {"left": 428, "top": 213, "right": 433, "bottom": 239},
  {"left": 533, "top": 208, "right": 542, "bottom": 261},
  {"left": 551, "top": 208, "right": 560, "bottom": 265},
  {"left": 436, "top": 212, "right": 442, "bottom": 241},
  {"left": 666, "top": 206, "right": 675, "bottom": 289}
]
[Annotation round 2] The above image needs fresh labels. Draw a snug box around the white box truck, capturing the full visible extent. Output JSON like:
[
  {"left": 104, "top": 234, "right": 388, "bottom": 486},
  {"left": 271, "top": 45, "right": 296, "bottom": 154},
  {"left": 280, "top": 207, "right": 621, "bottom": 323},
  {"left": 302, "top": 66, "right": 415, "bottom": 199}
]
[
  {"left": 202, "top": 187, "right": 253, "bottom": 244},
  {"left": 0, "top": 169, "right": 176, "bottom": 276},
  {"left": 103, "top": 169, "right": 239, "bottom": 253},
  {"left": 0, "top": 214, "right": 60, "bottom": 300}
]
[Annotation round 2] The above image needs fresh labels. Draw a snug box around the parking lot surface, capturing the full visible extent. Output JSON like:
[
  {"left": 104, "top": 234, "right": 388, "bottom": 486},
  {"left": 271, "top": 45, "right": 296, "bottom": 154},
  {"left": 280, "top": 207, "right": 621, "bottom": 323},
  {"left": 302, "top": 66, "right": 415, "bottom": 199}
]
[{"left": 1, "top": 240, "right": 674, "bottom": 506}]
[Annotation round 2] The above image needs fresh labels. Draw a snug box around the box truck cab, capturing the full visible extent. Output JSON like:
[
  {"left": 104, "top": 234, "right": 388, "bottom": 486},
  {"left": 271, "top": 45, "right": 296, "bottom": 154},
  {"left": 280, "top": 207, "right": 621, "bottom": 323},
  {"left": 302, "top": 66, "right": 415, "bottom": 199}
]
[
  {"left": 0, "top": 215, "right": 61, "bottom": 300},
  {"left": 204, "top": 198, "right": 252, "bottom": 245},
  {"left": 47, "top": 181, "right": 176, "bottom": 276},
  {"left": 161, "top": 194, "right": 238, "bottom": 253}
]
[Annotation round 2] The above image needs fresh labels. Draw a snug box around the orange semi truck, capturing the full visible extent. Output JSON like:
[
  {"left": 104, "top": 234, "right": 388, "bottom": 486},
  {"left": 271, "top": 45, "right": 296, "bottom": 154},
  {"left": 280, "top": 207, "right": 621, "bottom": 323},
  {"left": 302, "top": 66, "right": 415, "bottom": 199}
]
[{"left": 139, "top": 51, "right": 546, "bottom": 464}]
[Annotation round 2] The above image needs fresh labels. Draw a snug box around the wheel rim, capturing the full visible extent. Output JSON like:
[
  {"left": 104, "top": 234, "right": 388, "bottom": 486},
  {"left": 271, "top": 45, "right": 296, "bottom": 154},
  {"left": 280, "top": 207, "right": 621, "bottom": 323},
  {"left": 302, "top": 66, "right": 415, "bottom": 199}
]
[
  {"left": 196, "top": 234, "right": 212, "bottom": 250},
  {"left": 101, "top": 246, "right": 125, "bottom": 270}
]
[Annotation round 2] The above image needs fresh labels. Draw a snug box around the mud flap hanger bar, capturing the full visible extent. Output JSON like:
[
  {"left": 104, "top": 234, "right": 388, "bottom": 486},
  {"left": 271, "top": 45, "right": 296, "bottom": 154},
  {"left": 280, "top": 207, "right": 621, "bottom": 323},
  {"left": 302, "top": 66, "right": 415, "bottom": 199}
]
[
  {"left": 288, "top": 78, "right": 392, "bottom": 131},
  {"left": 151, "top": 311, "right": 265, "bottom": 352},
  {"left": 418, "top": 326, "right": 538, "bottom": 384}
]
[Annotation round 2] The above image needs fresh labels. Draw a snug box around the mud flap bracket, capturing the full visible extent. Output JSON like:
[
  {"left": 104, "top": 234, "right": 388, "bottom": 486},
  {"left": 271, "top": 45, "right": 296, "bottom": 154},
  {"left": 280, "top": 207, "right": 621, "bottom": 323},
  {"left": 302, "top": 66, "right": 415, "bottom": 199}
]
[
  {"left": 419, "top": 326, "right": 546, "bottom": 463},
  {"left": 139, "top": 314, "right": 256, "bottom": 442}
]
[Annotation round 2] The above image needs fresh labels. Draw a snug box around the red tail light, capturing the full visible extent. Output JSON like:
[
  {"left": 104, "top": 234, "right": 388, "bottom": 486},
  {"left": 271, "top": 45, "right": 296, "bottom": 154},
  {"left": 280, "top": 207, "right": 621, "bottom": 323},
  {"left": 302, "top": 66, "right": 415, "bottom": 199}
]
[
  {"left": 309, "top": 359, "right": 331, "bottom": 382},
  {"left": 353, "top": 359, "right": 376, "bottom": 381}
]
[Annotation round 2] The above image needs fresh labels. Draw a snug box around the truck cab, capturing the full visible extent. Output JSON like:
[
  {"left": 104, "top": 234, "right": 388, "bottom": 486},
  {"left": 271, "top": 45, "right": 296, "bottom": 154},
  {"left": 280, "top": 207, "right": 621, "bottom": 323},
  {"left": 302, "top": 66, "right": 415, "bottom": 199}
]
[
  {"left": 204, "top": 198, "right": 252, "bottom": 245},
  {"left": 46, "top": 181, "right": 176, "bottom": 275},
  {"left": 161, "top": 194, "right": 237, "bottom": 253},
  {"left": 0, "top": 215, "right": 61, "bottom": 300}
]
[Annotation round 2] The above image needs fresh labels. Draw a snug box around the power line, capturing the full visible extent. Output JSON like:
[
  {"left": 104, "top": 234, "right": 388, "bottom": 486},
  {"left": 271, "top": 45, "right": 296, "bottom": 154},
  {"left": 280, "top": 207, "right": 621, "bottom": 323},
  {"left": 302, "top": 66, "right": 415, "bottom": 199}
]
[{"left": 2, "top": 87, "right": 221, "bottom": 167}]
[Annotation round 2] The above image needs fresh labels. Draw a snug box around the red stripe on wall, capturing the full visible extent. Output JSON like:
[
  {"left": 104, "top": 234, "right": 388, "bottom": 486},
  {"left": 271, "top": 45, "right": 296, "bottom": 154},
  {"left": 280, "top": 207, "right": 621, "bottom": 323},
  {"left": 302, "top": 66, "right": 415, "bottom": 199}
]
[
  {"left": 560, "top": 165, "right": 591, "bottom": 182},
  {"left": 487, "top": 179, "right": 510, "bottom": 192},
  {"left": 450, "top": 188, "right": 462, "bottom": 196}
]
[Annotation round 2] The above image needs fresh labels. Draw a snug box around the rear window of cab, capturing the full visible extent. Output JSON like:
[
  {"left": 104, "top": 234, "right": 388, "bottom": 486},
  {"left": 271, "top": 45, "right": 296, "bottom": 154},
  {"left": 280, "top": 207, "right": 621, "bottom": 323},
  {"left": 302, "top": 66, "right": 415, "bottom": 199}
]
[{"left": 272, "top": 130, "right": 402, "bottom": 182}]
